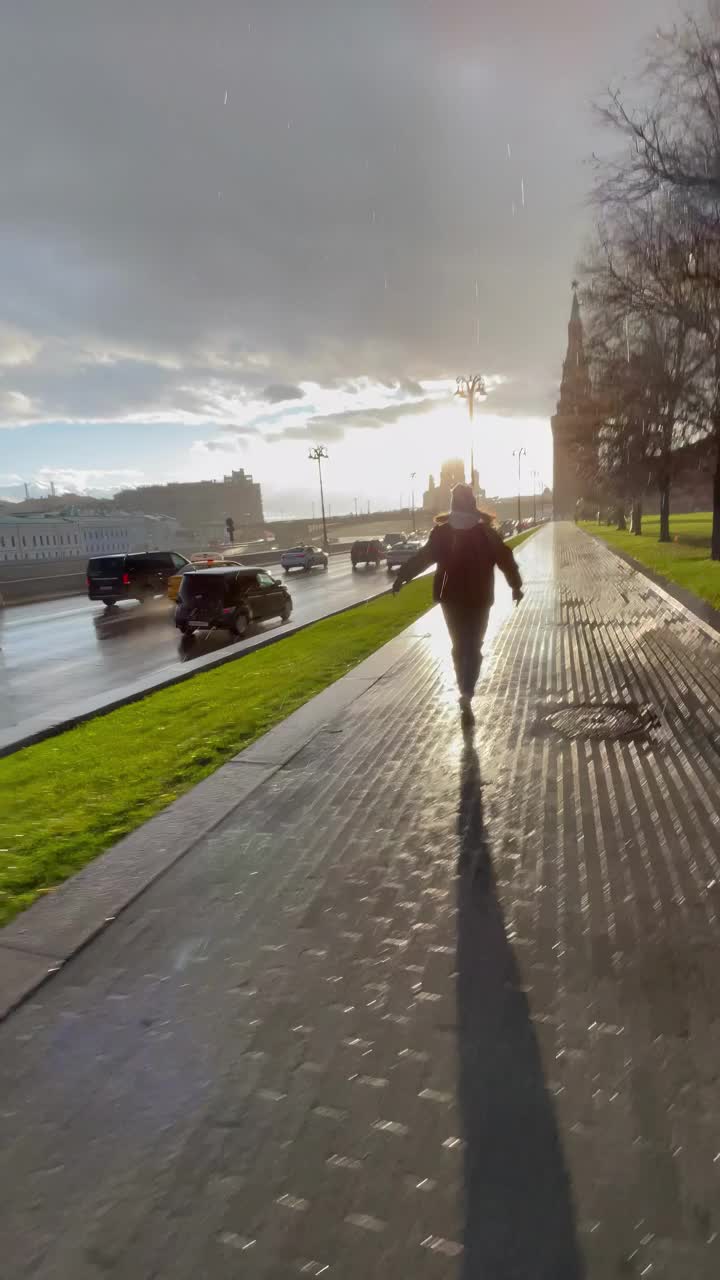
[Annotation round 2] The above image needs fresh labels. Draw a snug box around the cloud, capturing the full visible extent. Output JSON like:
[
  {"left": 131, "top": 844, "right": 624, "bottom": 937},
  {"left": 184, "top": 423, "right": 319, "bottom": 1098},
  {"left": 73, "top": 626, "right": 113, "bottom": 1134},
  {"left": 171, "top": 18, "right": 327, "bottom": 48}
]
[
  {"left": 0, "top": 467, "right": 145, "bottom": 503},
  {"left": 0, "top": 326, "right": 42, "bottom": 369},
  {"left": 262, "top": 383, "right": 305, "bottom": 404},
  {"left": 192, "top": 436, "right": 251, "bottom": 454},
  {"left": 0, "top": 390, "right": 38, "bottom": 424},
  {"left": 0, "top": 0, "right": 683, "bottom": 439},
  {"left": 270, "top": 396, "right": 437, "bottom": 442}
]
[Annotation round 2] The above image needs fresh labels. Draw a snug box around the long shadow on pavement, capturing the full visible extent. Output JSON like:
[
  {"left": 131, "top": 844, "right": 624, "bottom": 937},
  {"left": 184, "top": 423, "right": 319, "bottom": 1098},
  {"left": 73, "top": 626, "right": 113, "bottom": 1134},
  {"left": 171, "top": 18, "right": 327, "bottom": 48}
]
[{"left": 456, "top": 738, "right": 585, "bottom": 1278}]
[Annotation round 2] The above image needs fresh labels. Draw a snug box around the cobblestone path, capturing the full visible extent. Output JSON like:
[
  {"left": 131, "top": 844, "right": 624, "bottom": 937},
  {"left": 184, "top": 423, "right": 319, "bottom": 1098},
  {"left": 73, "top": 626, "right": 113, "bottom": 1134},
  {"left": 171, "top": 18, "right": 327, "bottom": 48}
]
[{"left": 1, "top": 525, "right": 719, "bottom": 1278}]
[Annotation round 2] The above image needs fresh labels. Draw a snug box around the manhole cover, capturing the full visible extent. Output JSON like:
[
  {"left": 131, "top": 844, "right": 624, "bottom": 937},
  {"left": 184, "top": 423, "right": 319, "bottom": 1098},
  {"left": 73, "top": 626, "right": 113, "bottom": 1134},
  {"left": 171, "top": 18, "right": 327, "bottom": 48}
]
[{"left": 540, "top": 702, "right": 659, "bottom": 742}]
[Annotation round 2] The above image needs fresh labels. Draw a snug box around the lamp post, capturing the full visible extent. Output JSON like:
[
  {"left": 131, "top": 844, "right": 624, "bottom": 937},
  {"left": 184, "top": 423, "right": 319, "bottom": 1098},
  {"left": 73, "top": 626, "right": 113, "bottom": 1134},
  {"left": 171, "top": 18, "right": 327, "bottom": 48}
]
[
  {"left": 410, "top": 472, "right": 416, "bottom": 532},
  {"left": 512, "top": 447, "right": 527, "bottom": 528},
  {"left": 455, "top": 375, "right": 486, "bottom": 492},
  {"left": 530, "top": 469, "right": 538, "bottom": 525},
  {"left": 308, "top": 445, "right": 329, "bottom": 548}
]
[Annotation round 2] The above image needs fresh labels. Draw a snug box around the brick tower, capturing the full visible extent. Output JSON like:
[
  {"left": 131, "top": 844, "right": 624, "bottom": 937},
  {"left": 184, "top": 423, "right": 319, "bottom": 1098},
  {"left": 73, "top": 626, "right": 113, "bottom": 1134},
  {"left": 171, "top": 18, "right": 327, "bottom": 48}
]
[{"left": 551, "top": 284, "right": 596, "bottom": 519}]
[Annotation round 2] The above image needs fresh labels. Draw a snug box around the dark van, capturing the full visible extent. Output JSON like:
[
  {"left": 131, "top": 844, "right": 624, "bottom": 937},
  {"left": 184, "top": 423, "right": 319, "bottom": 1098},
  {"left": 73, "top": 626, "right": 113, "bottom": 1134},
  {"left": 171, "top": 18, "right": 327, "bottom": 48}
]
[
  {"left": 87, "top": 551, "right": 190, "bottom": 606},
  {"left": 175, "top": 566, "right": 292, "bottom": 638},
  {"left": 351, "top": 539, "right": 384, "bottom": 570}
]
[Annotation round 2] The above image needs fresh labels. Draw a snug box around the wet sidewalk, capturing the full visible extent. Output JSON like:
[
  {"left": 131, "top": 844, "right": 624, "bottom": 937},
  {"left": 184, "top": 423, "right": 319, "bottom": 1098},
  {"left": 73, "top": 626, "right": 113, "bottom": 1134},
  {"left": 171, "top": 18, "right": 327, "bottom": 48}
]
[{"left": 1, "top": 524, "right": 719, "bottom": 1279}]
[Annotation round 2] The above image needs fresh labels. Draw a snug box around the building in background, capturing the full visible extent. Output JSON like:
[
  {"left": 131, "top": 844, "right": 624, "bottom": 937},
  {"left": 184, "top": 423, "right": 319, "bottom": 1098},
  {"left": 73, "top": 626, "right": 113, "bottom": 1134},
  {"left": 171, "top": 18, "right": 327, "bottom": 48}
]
[
  {"left": 0, "top": 511, "right": 179, "bottom": 563},
  {"left": 422, "top": 459, "right": 485, "bottom": 516},
  {"left": 113, "top": 469, "right": 264, "bottom": 537},
  {"left": 551, "top": 285, "right": 598, "bottom": 519}
]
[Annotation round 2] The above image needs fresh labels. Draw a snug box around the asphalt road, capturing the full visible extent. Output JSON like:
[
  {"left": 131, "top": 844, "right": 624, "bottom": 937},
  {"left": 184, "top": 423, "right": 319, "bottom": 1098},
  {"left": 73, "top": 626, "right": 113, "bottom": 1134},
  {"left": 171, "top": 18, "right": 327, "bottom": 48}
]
[{"left": 0, "top": 558, "right": 395, "bottom": 728}]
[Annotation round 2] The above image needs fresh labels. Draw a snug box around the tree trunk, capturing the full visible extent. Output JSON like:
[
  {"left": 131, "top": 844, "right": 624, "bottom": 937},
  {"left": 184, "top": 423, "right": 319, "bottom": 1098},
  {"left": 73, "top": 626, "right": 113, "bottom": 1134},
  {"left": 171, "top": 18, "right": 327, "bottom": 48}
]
[
  {"left": 631, "top": 499, "right": 642, "bottom": 536},
  {"left": 615, "top": 502, "right": 626, "bottom": 531},
  {"left": 658, "top": 478, "right": 671, "bottom": 542},
  {"left": 712, "top": 448, "right": 720, "bottom": 561}
]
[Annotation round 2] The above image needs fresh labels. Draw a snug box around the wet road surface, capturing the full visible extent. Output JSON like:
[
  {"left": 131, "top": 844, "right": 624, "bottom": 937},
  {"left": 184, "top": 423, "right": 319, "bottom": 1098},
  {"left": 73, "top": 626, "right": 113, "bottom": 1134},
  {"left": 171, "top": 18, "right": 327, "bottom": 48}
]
[{"left": 0, "top": 558, "right": 393, "bottom": 726}]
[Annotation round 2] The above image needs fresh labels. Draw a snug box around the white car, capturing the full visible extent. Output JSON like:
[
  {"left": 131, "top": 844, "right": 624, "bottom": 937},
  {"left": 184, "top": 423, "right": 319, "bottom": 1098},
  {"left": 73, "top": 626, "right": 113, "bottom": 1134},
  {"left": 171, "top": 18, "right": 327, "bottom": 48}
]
[
  {"left": 386, "top": 538, "right": 425, "bottom": 570},
  {"left": 280, "top": 545, "right": 329, "bottom": 573}
]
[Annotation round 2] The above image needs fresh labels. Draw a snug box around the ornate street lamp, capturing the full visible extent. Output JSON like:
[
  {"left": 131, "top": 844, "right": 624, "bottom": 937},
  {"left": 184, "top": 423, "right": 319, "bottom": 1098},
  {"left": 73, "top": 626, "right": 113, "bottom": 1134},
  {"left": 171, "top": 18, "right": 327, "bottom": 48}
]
[
  {"left": 308, "top": 445, "right": 329, "bottom": 548},
  {"left": 455, "top": 375, "right": 486, "bottom": 492},
  {"left": 513, "top": 447, "right": 527, "bottom": 528}
]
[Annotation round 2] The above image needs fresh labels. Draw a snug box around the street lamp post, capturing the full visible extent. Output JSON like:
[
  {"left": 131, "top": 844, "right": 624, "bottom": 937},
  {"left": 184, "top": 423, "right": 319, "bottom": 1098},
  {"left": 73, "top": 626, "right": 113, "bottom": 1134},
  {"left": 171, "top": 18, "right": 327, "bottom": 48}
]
[
  {"left": 513, "top": 447, "right": 527, "bottom": 528},
  {"left": 410, "top": 472, "right": 416, "bottom": 532},
  {"left": 308, "top": 445, "right": 329, "bottom": 548},
  {"left": 455, "top": 375, "right": 486, "bottom": 492},
  {"left": 530, "top": 469, "right": 538, "bottom": 525}
]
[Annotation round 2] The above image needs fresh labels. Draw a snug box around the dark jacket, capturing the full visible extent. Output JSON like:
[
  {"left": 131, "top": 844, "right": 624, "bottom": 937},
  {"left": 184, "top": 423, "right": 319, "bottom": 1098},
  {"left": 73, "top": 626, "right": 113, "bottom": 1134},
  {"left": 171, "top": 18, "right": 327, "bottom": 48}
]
[{"left": 396, "top": 514, "right": 522, "bottom": 608}]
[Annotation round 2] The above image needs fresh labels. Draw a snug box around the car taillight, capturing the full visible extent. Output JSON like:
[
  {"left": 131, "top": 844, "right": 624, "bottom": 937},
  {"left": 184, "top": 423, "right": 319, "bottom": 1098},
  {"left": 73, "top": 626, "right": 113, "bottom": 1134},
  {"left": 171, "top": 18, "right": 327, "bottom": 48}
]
[
  {"left": 122, "top": 572, "right": 131, "bottom": 585},
  {"left": 86, "top": 576, "right": 90, "bottom": 587}
]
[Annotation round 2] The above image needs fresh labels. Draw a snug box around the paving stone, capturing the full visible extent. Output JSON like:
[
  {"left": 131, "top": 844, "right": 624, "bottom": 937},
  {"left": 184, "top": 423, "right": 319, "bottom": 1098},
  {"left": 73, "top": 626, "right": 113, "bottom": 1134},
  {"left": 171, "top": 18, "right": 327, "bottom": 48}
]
[{"left": 1, "top": 525, "right": 719, "bottom": 1278}]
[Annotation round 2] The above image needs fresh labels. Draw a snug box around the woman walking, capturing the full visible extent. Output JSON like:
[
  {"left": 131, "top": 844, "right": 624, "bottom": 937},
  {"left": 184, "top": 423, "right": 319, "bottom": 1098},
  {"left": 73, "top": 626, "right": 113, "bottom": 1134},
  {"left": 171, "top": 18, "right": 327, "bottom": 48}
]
[{"left": 392, "top": 484, "right": 524, "bottom": 723}]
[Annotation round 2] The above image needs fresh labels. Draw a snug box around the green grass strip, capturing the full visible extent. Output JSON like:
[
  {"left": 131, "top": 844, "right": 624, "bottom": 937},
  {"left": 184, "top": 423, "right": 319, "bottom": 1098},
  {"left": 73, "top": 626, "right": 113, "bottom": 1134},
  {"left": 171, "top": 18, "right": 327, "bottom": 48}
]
[
  {"left": 0, "top": 530, "right": 534, "bottom": 924},
  {"left": 580, "top": 513, "right": 720, "bottom": 612}
]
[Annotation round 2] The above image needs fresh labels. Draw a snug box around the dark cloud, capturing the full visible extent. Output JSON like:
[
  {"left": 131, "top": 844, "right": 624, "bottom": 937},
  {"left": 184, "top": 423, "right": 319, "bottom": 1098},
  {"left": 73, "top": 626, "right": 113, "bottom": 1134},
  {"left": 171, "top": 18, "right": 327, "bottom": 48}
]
[
  {"left": 262, "top": 383, "right": 305, "bottom": 404},
  {"left": 0, "top": 0, "right": 699, "bottom": 428},
  {"left": 265, "top": 396, "right": 435, "bottom": 443},
  {"left": 201, "top": 439, "right": 245, "bottom": 452},
  {"left": 398, "top": 378, "right": 425, "bottom": 398}
]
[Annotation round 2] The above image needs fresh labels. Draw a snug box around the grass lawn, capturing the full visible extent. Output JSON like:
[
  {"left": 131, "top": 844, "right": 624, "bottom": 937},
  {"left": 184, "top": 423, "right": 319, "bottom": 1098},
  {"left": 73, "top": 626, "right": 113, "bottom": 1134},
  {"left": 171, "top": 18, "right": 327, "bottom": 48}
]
[
  {"left": 0, "top": 529, "right": 535, "bottom": 925},
  {"left": 580, "top": 513, "right": 720, "bottom": 611}
]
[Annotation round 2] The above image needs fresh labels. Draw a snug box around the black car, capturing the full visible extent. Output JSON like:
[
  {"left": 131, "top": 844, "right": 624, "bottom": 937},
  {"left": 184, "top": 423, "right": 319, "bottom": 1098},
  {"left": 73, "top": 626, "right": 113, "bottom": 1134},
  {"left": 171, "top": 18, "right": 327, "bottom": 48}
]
[
  {"left": 175, "top": 566, "right": 292, "bottom": 638},
  {"left": 87, "top": 550, "right": 190, "bottom": 606}
]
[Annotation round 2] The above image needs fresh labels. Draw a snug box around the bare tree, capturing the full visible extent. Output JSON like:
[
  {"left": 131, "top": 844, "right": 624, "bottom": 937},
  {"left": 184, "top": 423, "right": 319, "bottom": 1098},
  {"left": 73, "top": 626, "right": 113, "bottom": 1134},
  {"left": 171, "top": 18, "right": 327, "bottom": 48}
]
[
  {"left": 580, "top": 219, "right": 703, "bottom": 541},
  {"left": 592, "top": 13, "right": 720, "bottom": 555}
]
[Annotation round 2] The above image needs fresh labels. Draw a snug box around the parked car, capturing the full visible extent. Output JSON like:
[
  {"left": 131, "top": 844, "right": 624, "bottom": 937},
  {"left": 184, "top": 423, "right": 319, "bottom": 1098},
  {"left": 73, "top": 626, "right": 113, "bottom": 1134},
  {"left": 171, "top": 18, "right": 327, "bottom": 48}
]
[
  {"left": 385, "top": 537, "right": 424, "bottom": 570},
  {"left": 351, "top": 538, "right": 384, "bottom": 570},
  {"left": 167, "top": 556, "right": 243, "bottom": 603},
  {"left": 280, "top": 545, "right": 328, "bottom": 573},
  {"left": 175, "top": 566, "right": 292, "bottom": 638},
  {"left": 87, "top": 550, "right": 190, "bottom": 607}
]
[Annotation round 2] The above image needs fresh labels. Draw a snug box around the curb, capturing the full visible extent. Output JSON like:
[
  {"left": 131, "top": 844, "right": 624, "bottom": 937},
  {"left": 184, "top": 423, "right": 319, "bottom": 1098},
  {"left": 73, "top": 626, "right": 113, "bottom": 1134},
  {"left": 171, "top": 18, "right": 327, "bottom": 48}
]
[
  {"left": 580, "top": 528, "right": 720, "bottom": 645},
  {"left": 0, "top": 624, "right": 432, "bottom": 1019},
  {"left": 0, "top": 581, "right": 397, "bottom": 758}
]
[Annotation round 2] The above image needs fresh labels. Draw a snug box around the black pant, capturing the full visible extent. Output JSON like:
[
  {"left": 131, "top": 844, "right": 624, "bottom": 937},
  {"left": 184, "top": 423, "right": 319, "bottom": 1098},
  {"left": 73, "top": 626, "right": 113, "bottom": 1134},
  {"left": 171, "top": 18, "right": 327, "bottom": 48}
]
[{"left": 441, "top": 603, "right": 491, "bottom": 697}]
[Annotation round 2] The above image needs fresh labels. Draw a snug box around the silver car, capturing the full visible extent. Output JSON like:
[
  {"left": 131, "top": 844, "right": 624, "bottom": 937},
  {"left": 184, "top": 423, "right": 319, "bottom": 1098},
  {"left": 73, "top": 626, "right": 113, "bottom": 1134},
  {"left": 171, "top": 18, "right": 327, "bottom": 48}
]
[
  {"left": 280, "top": 545, "right": 329, "bottom": 573},
  {"left": 385, "top": 538, "right": 424, "bottom": 570}
]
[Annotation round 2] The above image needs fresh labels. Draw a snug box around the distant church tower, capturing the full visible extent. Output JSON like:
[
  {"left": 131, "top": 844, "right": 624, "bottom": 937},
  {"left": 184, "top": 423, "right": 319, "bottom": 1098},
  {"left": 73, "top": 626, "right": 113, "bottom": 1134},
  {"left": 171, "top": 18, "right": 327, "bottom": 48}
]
[{"left": 551, "top": 284, "right": 595, "bottom": 519}]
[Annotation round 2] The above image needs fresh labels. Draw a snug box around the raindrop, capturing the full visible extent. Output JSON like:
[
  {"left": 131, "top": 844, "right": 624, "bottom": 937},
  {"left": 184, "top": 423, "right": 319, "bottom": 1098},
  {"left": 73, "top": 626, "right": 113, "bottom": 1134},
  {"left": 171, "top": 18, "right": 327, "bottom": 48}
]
[
  {"left": 507, "top": 142, "right": 511, "bottom": 159},
  {"left": 475, "top": 279, "right": 479, "bottom": 300},
  {"left": 384, "top": 275, "right": 388, "bottom": 290},
  {"left": 512, "top": 201, "right": 516, "bottom": 217},
  {"left": 521, "top": 177, "right": 525, "bottom": 207},
  {"left": 223, "top": 90, "right": 228, "bottom": 105},
  {"left": 370, "top": 209, "right": 376, "bottom": 223}
]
